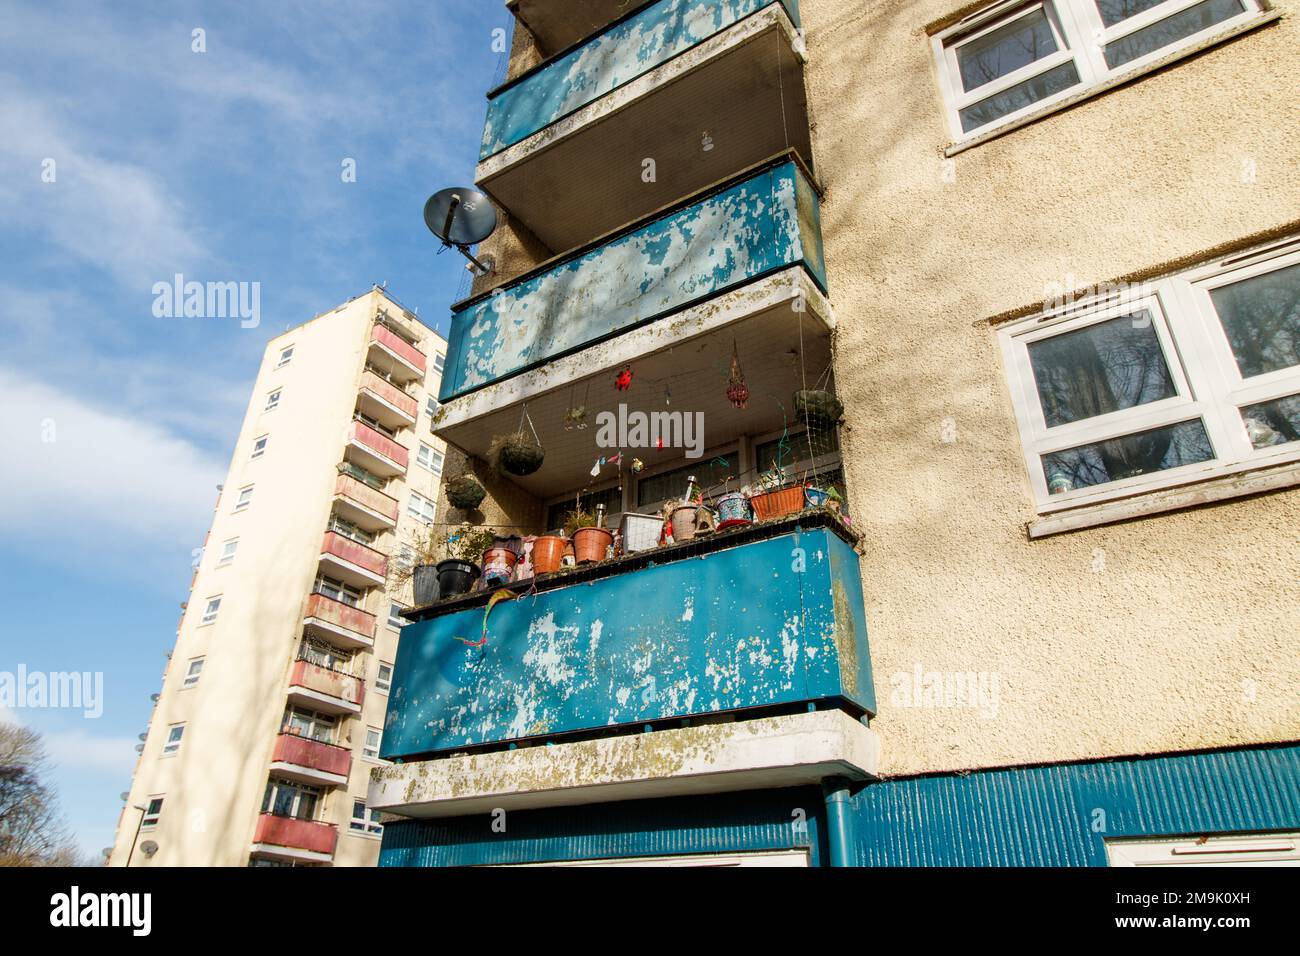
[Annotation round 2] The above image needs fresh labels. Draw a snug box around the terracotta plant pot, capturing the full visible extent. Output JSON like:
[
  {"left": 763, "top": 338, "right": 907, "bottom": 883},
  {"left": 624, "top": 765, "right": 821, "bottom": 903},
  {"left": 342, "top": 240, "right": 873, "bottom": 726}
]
[
  {"left": 531, "top": 535, "right": 567, "bottom": 575},
  {"left": 571, "top": 527, "right": 613, "bottom": 564},
  {"left": 480, "top": 547, "right": 518, "bottom": 586},
  {"left": 670, "top": 504, "right": 701, "bottom": 542},
  {"left": 751, "top": 486, "right": 805, "bottom": 521}
]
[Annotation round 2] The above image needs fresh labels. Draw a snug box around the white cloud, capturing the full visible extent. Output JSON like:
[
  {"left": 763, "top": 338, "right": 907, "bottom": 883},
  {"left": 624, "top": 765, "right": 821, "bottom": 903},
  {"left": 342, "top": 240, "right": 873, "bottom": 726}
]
[
  {"left": 0, "top": 366, "right": 224, "bottom": 547},
  {"left": 44, "top": 729, "right": 140, "bottom": 776}
]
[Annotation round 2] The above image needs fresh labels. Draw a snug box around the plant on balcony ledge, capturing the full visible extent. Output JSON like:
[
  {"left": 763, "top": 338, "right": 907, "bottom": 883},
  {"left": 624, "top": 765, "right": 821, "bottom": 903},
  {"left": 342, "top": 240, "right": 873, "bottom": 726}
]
[
  {"left": 391, "top": 525, "right": 494, "bottom": 604},
  {"left": 563, "top": 508, "right": 612, "bottom": 564}
]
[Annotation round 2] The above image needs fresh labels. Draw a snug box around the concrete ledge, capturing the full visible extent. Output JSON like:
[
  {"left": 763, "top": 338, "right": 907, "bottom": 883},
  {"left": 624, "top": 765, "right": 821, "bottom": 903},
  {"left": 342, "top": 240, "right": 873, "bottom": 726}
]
[{"left": 368, "top": 709, "right": 879, "bottom": 818}]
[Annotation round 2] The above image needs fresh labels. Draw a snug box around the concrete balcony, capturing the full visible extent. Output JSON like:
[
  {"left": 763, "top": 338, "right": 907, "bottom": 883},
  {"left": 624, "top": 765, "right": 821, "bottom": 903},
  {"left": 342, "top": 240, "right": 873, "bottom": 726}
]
[
  {"left": 332, "top": 473, "right": 399, "bottom": 533},
  {"left": 434, "top": 156, "right": 831, "bottom": 500},
  {"left": 380, "top": 514, "right": 873, "bottom": 760},
  {"left": 358, "top": 370, "right": 419, "bottom": 429},
  {"left": 506, "top": 0, "right": 644, "bottom": 54},
  {"left": 302, "top": 591, "right": 377, "bottom": 650},
  {"left": 345, "top": 419, "right": 409, "bottom": 477},
  {"left": 319, "top": 531, "right": 387, "bottom": 589},
  {"left": 269, "top": 733, "right": 352, "bottom": 787},
  {"left": 287, "top": 659, "right": 365, "bottom": 715},
  {"left": 479, "top": 0, "right": 810, "bottom": 253},
  {"left": 251, "top": 813, "right": 338, "bottom": 864},
  {"left": 369, "top": 322, "right": 426, "bottom": 382}
]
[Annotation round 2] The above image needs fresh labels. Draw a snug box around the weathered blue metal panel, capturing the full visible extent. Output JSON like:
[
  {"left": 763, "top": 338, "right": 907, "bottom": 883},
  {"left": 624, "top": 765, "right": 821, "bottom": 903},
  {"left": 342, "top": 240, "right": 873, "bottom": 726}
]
[
  {"left": 381, "top": 527, "right": 873, "bottom": 759},
  {"left": 482, "top": 0, "right": 800, "bottom": 159},
  {"left": 378, "top": 787, "right": 825, "bottom": 867},
  {"left": 440, "top": 159, "right": 823, "bottom": 401},
  {"left": 852, "top": 744, "right": 1300, "bottom": 866}
]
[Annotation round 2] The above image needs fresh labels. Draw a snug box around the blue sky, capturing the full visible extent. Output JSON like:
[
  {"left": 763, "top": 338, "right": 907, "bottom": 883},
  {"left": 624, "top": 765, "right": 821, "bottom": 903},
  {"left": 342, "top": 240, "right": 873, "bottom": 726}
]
[{"left": 0, "top": 0, "right": 512, "bottom": 859}]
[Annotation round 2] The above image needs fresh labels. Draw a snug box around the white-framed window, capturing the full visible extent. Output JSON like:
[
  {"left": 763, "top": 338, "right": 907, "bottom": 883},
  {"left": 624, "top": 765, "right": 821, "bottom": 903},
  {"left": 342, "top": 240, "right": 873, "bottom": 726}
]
[
  {"left": 407, "top": 490, "right": 437, "bottom": 525},
  {"left": 433, "top": 353, "right": 445, "bottom": 373},
  {"left": 395, "top": 544, "right": 416, "bottom": 572},
  {"left": 1107, "top": 831, "right": 1300, "bottom": 866},
  {"left": 314, "top": 574, "right": 361, "bottom": 608},
  {"left": 250, "top": 435, "right": 268, "bottom": 460},
  {"left": 376, "top": 660, "right": 394, "bottom": 693},
  {"left": 426, "top": 395, "right": 441, "bottom": 418},
  {"left": 999, "top": 239, "right": 1300, "bottom": 513},
  {"left": 416, "top": 442, "right": 444, "bottom": 475},
  {"left": 217, "top": 538, "right": 239, "bottom": 567},
  {"left": 932, "top": 0, "right": 1266, "bottom": 141},
  {"left": 363, "top": 727, "right": 382, "bottom": 760},
  {"left": 387, "top": 602, "right": 406, "bottom": 630},
  {"left": 262, "top": 777, "right": 320, "bottom": 821},
  {"left": 350, "top": 799, "right": 384, "bottom": 836},
  {"left": 281, "top": 706, "right": 336, "bottom": 744},
  {"left": 199, "top": 596, "right": 222, "bottom": 626},
  {"left": 140, "top": 796, "right": 164, "bottom": 828},
  {"left": 276, "top": 345, "right": 294, "bottom": 368},
  {"left": 162, "top": 723, "right": 185, "bottom": 756},
  {"left": 265, "top": 388, "right": 282, "bottom": 412},
  {"left": 182, "top": 657, "right": 204, "bottom": 689},
  {"left": 234, "top": 485, "right": 254, "bottom": 512}
]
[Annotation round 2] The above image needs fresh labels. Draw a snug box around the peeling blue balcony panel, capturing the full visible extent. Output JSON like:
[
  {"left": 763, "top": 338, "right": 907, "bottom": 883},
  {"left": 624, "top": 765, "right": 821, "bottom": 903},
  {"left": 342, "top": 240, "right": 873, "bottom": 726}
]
[
  {"left": 483, "top": 0, "right": 800, "bottom": 160},
  {"left": 441, "top": 159, "right": 824, "bottom": 401},
  {"left": 381, "top": 527, "right": 874, "bottom": 759},
  {"left": 852, "top": 744, "right": 1300, "bottom": 867},
  {"left": 379, "top": 787, "right": 825, "bottom": 867}
]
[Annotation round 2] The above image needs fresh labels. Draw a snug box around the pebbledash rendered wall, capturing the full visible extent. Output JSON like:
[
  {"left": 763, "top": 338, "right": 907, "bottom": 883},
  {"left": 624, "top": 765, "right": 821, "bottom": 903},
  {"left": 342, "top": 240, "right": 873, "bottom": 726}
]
[{"left": 800, "top": 0, "right": 1300, "bottom": 777}]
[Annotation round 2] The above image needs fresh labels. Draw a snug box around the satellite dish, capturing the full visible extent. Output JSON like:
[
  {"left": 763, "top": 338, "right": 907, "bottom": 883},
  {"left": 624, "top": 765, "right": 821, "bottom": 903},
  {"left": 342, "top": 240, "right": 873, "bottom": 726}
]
[
  {"left": 423, "top": 187, "right": 497, "bottom": 273},
  {"left": 119, "top": 792, "right": 129, "bottom": 801},
  {"left": 138, "top": 733, "right": 148, "bottom": 742},
  {"left": 150, "top": 693, "right": 160, "bottom": 702},
  {"left": 134, "top": 744, "right": 144, "bottom": 753},
  {"left": 139, "top": 840, "right": 159, "bottom": 857}
]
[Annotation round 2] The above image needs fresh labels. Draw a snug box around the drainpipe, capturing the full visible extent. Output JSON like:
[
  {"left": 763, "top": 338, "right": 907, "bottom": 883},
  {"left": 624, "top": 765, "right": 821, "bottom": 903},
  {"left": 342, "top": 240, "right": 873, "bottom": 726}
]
[{"left": 821, "top": 776, "right": 856, "bottom": 867}]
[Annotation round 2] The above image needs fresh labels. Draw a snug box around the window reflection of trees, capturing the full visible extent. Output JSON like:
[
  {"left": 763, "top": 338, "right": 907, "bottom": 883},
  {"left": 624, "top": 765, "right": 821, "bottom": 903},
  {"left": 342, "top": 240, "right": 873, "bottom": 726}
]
[{"left": 1210, "top": 264, "right": 1300, "bottom": 379}]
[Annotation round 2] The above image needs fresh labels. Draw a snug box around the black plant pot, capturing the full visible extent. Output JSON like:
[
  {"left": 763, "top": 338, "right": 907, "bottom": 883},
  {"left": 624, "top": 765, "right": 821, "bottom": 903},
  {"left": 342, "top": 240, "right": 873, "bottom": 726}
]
[
  {"left": 435, "top": 559, "right": 481, "bottom": 598},
  {"left": 412, "top": 564, "right": 441, "bottom": 606}
]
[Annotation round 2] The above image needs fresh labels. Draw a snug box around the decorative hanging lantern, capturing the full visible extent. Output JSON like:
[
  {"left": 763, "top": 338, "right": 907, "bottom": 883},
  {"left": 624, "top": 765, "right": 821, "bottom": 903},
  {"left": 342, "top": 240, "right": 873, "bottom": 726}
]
[{"left": 727, "top": 340, "right": 749, "bottom": 409}]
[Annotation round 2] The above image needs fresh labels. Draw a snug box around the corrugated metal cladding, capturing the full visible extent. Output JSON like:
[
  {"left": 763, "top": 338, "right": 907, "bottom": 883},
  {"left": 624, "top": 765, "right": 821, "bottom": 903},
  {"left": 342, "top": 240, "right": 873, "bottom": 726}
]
[
  {"left": 378, "top": 745, "right": 1296, "bottom": 866},
  {"left": 378, "top": 787, "right": 826, "bottom": 867},
  {"left": 853, "top": 744, "right": 1300, "bottom": 866}
]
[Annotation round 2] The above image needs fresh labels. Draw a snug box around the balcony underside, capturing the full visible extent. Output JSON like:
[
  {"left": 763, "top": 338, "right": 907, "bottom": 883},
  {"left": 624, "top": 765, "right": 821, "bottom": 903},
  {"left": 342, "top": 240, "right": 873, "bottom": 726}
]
[
  {"left": 268, "top": 760, "right": 349, "bottom": 788},
  {"left": 478, "top": 4, "right": 810, "bottom": 254},
  {"left": 434, "top": 267, "right": 832, "bottom": 501},
  {"left": 317, "top": 550, "right": 386, "bottom": 590},
  {"left": 357, "top": 387, "right": 416, "bottom": 431},
  {"left": 286, "top": 685, "right": 362, "bottom": 716},
  {"left": 249, "top": 843, "right": 333, "bottom": 865},
  {"left": 302, "top": 615, "right": 375, "bottom": 650},
  {"left": 370, "top": 709, "right": 877, "bottom": 818},
  {"left": 331, "top": 492, "right": 397, "bottom": 534},
  {"left": 506, "top": 0, "right": 653, "bottom": 55},
  {"left": 344, "top": 438, "right": 405, "bottom": 479}
]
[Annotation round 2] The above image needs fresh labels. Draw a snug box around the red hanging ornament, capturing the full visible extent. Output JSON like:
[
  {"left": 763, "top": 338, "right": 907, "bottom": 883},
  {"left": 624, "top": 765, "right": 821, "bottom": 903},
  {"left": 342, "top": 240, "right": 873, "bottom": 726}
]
[
  {"left": 726, "top": 340, "right": 749, "bottom": 409},
  {"left": 615, "top": 366, "right": 633, "bottom": 391}
]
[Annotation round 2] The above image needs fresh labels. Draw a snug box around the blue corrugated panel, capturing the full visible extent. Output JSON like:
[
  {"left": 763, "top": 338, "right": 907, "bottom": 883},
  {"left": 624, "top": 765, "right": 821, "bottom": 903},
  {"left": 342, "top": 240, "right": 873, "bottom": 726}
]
[
  {"left": 379, "top": 787, "right": 825, "bottom": 867},
  {"left": 381, "top": 527, "right": 875, "bottom": 759},
  {"left": 853, "top": 744, "right": 1300, "bottom": 866},
  {"left": 482, "top": 0, "right": 800, "bottom": 159},
  {"left": 440, "top": 159, "right": 824, "bottom": 401}
]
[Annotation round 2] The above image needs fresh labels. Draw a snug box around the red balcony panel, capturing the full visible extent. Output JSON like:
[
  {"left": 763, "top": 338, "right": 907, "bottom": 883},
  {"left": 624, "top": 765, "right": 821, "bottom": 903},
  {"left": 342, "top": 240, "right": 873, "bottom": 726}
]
[
  {"left": 290, "top": 659, "right": 365, "bottom": 708},
  {"left": 371, "top": 324, "right": 427, "bottom": 374},
  {"left": 348, "top": 420, "right": 409, "bottom": 469},
  {"left": 333, "top": 474, "right": 399, "bottom": 523},
  {"left": 360, "top": 370, "right": 419, "bottom": 419},
  {"left": 253, "top": 813, "right": 338, "bottom": 856},
  {"left": 304, "top": 591, "right": 377, "bottom": 639},
  {"left": 321, "top": 531, "right": 388, "bottom": 578},
  {"left": 272, "top": 733, "right": 352, "bottom": 778}
]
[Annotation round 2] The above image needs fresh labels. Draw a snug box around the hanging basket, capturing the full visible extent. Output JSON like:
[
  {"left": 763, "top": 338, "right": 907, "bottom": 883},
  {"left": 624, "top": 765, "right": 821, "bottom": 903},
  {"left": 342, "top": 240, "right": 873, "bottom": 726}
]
[
  {"left": 793, "top": 389, "right": 844, "bottom": 429},
  {"left": 495, "top": 434, "right": 545, "bottom": 476},
  {"left": 445, "top": 475, "right": 486, "bottom": 510}
]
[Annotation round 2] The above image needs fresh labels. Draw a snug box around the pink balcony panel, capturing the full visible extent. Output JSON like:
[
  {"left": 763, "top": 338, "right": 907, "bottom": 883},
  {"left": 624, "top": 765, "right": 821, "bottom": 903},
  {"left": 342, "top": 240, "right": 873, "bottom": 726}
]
[
  {"left": 290, "top": 659, "right": 365, "bottom": 708},
  {"left": 348, "top": 420, "right": 409, "bottom": 469},
  {"left": 360, "top": 370, "right": 419, "bottom": 419},
  {"left": 304, "top": 591, "right": 377, "bottom": 638},
  {"left": 321, "top": 531, "right": 387, "bottom": 578},
  {"left": 272, "top": 733, "right": 352, "bottom": 777},
  {"left": 333, "top": 474, "right": 399, "bottom": 523},
  {"left": 253, "top": 813, "right": 338, "bottom": 856},
  {"left": 371, "top": 324, "right": 427, "bottom": 374}
]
